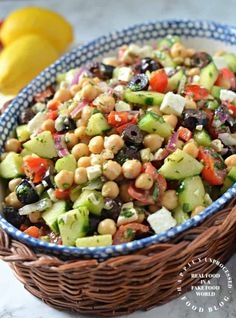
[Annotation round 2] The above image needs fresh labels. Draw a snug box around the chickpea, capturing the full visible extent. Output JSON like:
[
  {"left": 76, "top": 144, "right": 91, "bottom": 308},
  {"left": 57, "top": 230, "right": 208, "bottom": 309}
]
[
  {"left": 170, "top": 42, "right": 187, "bottom": 59},
  {"left": 74, "top": 167, "right": 88, "bottom": 185},
  {"left": 5, "top": 192, "right": 22, "bottom": 208},
  {"left": 147, "top": 106, "right": 162, "bottom": 115},
  {"left": 161, "top": 190, "right": 178, "bottom": 210},
  {"left": 101, "top": 149, "right": 114, "bottom": 160},
  {"left": 185, "top": 48, "right": 196, "bottom": 57},
  {"left": 98, "top": 219, "right": 117, "bottom": 236},
  {"left": 41, "top": 119, "right": 55, "bottom": 133},
  {"left": 103, "top": 160, "right": 122, "bottom": 180},
  {"left": 55, "top": 170, "right": 74, "bottom": 190},
  {"left": 122, "top": 160, "right": 142, "bottom": 179},
  {"left": 81, "top": 82, "right": 100, "bottom": 101},
  {"left": 81, "top": 106, "right": 93, "bottom": 123},
  {"left": 75, "top": 126, "right": 87, "bottom": 139},
  {"left": 163, "top": 114, "right": 178, "bottom": 129},
  {"left": 143, "top": 134, "right": 163, "bottom": 152},
  {"left": 187, "top": 67, "right": 200, "bottom": 76},
  {"left": 102, "top": 181, "right": 119, "bottom": 199},
  {"left": 64, "top": 132, "right": 78, "bottom": 149},
  {"left": 185, "top": 97, "right": 197, "bottom": 109},
  {"left": 225, "top": 154, "right": 236, "bottom": 168},
  {"left": 93, "top": 93, "right": 115, "bottom": 113},
  {"left": 119, "top": 182, "right": 132, "bottom": 202},
  {"left": 70, "top": 84, "right": 80, "bottom": 96},
  {"left": 173, "top": 56, "right": 184, "bottom": 65},
  {"left": 29, "top": 212, "right": 42, "bottom": 223},
  {"left": 77, "top": 156, "right": 91, "bottom": 168},
  {"left": 148, "top": 204, "right": 159, "bottom": 213},
  {"left": 54, "top": 88, "right": 72, "bottom": 102},
  {"left": 183, "top": 142, "right": 199, "bottom": 158},
  {"left": 137, "top": 211, "right": 145, "bottom": 224},
  {"left": 80, "top": 136, "right": 91, "bottom": 145},
  {"left": 135, "top": 173, "right": 153, "bottom": 190},
  {"left": 5, "top": 138, "right": 21, "bottom": 153},
  {"left": 104, "top": 134, "right": 124, "bottom": 154},
  {"left": 71, "top": 143, "right": 90, "bottom": 160},
  {"left": 191, "top": 206, "right": 205, "bottom": 217},
  {"left": 102, "top": 57, "right": 119, "bottom": 67},
  {"left": 8, "top": 178, "right": 22, "bottom": 192},
  {"left": 88, "top": 136, "right": 104, "bottom": 154},
  {"left": 76, "top": 118, "right": 87, "bottom": 128}
]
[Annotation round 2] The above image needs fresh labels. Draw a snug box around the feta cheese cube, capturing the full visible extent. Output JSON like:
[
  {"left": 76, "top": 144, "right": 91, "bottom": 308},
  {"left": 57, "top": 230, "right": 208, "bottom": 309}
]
[
  {"left": 140, "top": 148, "right": 154, "bottom": 162},
  {"left": 117, "top": 67, "right": 133, "bottom": 82},
  {"left": 147, "top": 207, "right": 177, "bottom": 234},
  {"left": 192, "top": 75, "right": 200, "bottom": 84},
  {"left": 86, "top": 165, "right": 102, "bottom": 181},
  {"left": 117, "top": 206, "right": 138, "bottom": 226},
  {"left": 213, "top": 56, "right": 228, "bottom": 70},
  {"left": 160, "top": 92, "right": 185, "bottom": 116},
  {"left": 28, "top": 112, "right": 47, "bottom": 133},
  {"left": 220, "top": 89, "right": 236, "bottom": 103},
  {"left": 115, "top": 100, "right": 131, "bottom": 112}
]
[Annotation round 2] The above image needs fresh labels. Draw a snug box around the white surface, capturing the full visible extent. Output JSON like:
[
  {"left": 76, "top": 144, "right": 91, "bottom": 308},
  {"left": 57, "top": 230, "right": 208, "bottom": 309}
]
[{"left": 0, "top": 1, "right": 236, "bottom": 317}]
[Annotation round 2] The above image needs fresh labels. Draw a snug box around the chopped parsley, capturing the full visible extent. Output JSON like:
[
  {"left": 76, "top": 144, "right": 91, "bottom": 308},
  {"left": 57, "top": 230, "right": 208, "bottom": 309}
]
[{"left": 120, "top": 208, "right": 134, "bottom": 218}]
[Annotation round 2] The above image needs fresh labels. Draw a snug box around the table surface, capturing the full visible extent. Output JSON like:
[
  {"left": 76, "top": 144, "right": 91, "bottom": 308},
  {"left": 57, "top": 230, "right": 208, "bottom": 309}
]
[{"left": 0, "top": 1, "right": 236, "bottom": 318}]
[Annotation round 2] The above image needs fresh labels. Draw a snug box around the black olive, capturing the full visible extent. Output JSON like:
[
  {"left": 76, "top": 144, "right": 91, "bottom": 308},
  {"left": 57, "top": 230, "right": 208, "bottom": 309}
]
[
  {"left": 115, "top": 146, "right": 141, "bottom": 165},
  {"left": 214, "top": 105, "right": 235, "bottom": 128},
  {"left": 87, "top": 216, "right": 100, "bottom": 235},
  {"left": 190, "top": 52, "right": 212, "bottom": 68},
  {"left": 19, "top": 108, "right": 35, "bottom": 124},
  {"left": 181, "top": 109, "right": 208, "bottom": 130},
  {"left": 101, "top": 198, "right": 122, "bottom": 221},
  {"left": 221, "top": 146, "right": 236, "bottom": 159},
  {"left": 16, "top": 180, "right": 39, "bottom": 205},
  {"left": 122, "top": 124, "right": 143, "bottom": 146},
  {"left": 42, "top": 168, "right": 54, "bottom": 188},
  {"left": 128, "top": 74, "right": 149, "bottom": 91},
  {"left": 63, "top": 117, "right": 76, "bottom": 131},
  {"left": 2, "top": 206, "right": 26, "bottom": 229},
  {"left": 88, "top": 62, "right": 115, "bottom": 80},
  {"left": 136, "top": 57, "right": 161, "bottom": 73}
]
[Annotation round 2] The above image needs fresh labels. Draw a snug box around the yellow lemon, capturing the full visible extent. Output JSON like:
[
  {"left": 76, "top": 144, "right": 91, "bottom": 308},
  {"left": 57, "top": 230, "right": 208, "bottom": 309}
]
[
  {"left": 1, "top": 6, "right": 74, "bottom": 53},
  {"left": 0, "top": 34, "right": 59, "bottom": 95}
]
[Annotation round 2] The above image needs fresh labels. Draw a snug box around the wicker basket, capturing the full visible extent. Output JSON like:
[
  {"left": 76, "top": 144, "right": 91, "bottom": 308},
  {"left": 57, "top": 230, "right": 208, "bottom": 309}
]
[{"left": 0, "top": 198, "right": 236, "bottom": 316}]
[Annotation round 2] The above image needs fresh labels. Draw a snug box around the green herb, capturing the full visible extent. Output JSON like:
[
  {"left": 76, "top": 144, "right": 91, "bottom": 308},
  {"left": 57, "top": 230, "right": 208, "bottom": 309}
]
[
  {"left": 63, "top": 183, "right": 70, "bottom": 189},
  {"left": 121, "top": 208, "right": 134, "bottom": 218},
  {"left": 152, "top": 182, "right": 159, "bottom": 203},
  {"left": 124, "top": 228, "right": 135, "bottom": 239}
]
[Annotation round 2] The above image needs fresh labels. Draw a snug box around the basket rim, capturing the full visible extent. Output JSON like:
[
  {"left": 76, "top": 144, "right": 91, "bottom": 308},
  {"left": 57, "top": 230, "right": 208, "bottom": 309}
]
[{"left": 0, "top": 19, "right": 236, "bottom": 258}]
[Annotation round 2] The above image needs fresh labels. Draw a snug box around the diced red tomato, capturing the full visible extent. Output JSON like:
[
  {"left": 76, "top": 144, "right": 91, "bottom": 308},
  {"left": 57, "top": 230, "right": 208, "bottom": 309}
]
[
  {"left": 223, "top": 101, "right": 236, "bottom": 117},
  {"left": 113, "top": 223, "right": 150, "bottom": 245},
  {"left": 215, "top": 68, "right": 236, "bottom": 90},
  {"left": 24, "top": 226, "right": 40, "bottom": 238},
  {"left": 149, "top": 69, "right": 168, "bottom": 93},
  {"left": 178, "top": 126, "right": 192, "bottom": 142},
  {"left": 23, "top": 157, "right": 49, "bottom": 183},
  {"left": 116, "top": 116, "right": 138, "bottom": 134},
  {"left": 128, "top": 185, "right": 155, "bottom": 205},
  {"left": 198, "top": 147, "right": 227, "bottom": 185},
  {"left": 47, "top": 100, "right": 60, "bottom": 111},
  {"left": 107, "top": 111, "right": 129, "bottom": 127},
  {"left": 55, "top": 189, "right": 70, "bottom": 200},
  {"left": 46, "top": 110, "right": 58, "bottom": 120},
  {"left": 184, "top": 84, "right": 209, "bottom": 101},
  {"left": 143, "top": 162, "right": 167, "bottom": 193}
]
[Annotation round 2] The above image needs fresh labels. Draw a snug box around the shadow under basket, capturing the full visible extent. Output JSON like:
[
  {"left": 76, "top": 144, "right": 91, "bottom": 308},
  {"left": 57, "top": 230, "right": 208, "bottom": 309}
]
[{"left": 0, "top": 198, "right": 236, "bottom": 316}]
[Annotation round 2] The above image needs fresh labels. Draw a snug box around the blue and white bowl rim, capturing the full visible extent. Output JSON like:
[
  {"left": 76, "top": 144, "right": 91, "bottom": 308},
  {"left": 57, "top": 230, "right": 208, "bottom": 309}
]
[{"left": 0, "top": 19, "right": 236, "bottom": 259}]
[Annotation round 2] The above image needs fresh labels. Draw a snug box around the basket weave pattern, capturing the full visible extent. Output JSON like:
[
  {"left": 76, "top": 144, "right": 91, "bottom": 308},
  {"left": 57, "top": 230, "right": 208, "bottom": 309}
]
[{"left": 0, "top": 198, "right": 236, "bottom": 316}]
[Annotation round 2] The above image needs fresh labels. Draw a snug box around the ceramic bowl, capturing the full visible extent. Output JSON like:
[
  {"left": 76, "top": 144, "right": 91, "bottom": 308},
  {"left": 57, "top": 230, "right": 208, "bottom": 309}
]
[{"left": 0, "top": 20, "right": 236, "bottom": 259}]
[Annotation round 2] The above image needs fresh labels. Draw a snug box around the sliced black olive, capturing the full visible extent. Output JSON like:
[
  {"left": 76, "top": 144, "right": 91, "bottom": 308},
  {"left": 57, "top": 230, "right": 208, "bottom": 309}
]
[
  {"left": 88, "top": 62, "right": 115, "bottom": 80},
  {"left": 221, "top": 145, "right": 236, "bottom": 159},
  {"left": 115, "top": 146, "right": 141, "bottom": 165},
  {"left": 128, "top": 74, "right": 149, "bottom": 91},
  {"left": 181, "top": 109, "right": 208, "bottom": 130},
  {"left": 19, "top": 108, "right": 35, "bottom": 124},
  {"left": 122, "top": 124, "right": 143, "bottom": 146},
  {"left": 101, "top": 198, "right": 122, "bottom": 221},
  {"left": 136, "top": 57, "right": 161, "bottom": 74},
  {"left": 87, "top": 215, "right": 100, "bottom": 235},
  {"left": 190, "top": 52, "right": 212, "bottom": 68},
  {"left": 42, "top": 168, "right": 54, "bottom": 188},
  {"left": 63, "top": 117, "right": 76, "bottom": 131},
  {"left": 16, "top": 180, "right": 39, "bottom": 205},
  {"left": 2, "top": 206, "right": 26, "bottom": 229}
]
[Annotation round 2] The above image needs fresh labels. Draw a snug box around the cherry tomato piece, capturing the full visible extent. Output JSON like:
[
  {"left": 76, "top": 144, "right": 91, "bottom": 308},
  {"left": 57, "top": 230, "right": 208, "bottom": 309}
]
[{"left": 149, "top": 69, "right": 168, "bottom": 93}]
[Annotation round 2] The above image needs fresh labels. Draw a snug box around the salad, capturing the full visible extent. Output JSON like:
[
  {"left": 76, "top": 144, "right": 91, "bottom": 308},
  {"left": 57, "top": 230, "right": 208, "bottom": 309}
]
[{"left": 0, "top": 35, "right": 236, "bottom": 247}]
